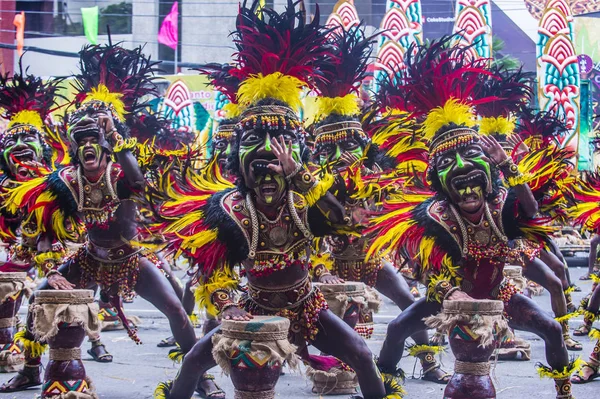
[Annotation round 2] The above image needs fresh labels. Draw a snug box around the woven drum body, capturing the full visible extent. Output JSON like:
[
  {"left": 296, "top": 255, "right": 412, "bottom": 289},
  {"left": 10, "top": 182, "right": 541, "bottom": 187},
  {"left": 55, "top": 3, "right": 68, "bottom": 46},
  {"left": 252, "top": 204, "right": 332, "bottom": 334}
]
[
  {"left": 213, "top": 316, "right": 295, "bottom": 399},
  {"left": 0, "top": 272, "right": 27, "bottom": 372},
  {"left": 314, "top": 282, "right": 366, "bottom": 328},
  {"left": 503, "top": 265, "right": 526, "bottom": 293},
  {"left": 34, "top": 290, "right": 99, "bottom": 399},
  {"left": 434, "top": 300, "right": 506, "bottom": 399}
]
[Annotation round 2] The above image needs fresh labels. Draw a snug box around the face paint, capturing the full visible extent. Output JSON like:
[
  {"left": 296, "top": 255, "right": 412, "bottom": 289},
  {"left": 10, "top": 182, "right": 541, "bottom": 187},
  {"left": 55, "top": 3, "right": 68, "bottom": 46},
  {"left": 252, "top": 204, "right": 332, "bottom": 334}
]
[
  {"left": 264, "top": 134, "right": 272, "bottom": 152},
  {"left": 78, "top": 143, "right": 102, "bottom": 163}
]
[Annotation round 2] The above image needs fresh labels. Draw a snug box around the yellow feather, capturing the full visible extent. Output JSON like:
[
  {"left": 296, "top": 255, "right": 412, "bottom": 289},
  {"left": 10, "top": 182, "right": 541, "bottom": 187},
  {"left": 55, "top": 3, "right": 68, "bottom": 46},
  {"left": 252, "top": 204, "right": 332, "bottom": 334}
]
[
  {"left": 536, "top": 358, "right": 584, "bottom": 379},
  {"left": 222, "top": 102, "right": 243, "bottom": 118},
  {"left": 423, "top": 99, "right": 475, "bottom": 141},
  {"left": 314, "top": 93, "right": 360, "bottom": 121},
  {"left": 237, "top": 72, "right": 305, "bottom": 110},
  {"left": 8, "top": 110, "right": 45, "bottom": 130},
  {"left": 407, "top": 344, "right": 446, "bottom": 357},
  {"left": 478, "top": 116, "right": 515, "bottom": 136},
  {"left": 304, "top": 174, "right": 335, "bottom": 207},
  {"left": 589, "top": 328, "right": 600, "bottom": 340},
  {"left": 310, "top": 251, "right": 335, "bottom": 271},
  {"left": 83, "top": 84, "right": 126, "bottom": 121},
  {"left": 14, "top": 330, "right": 47, "bottom": 358},
  {"left": 194, "top": 267, "right": 239, "bottom": 317}
]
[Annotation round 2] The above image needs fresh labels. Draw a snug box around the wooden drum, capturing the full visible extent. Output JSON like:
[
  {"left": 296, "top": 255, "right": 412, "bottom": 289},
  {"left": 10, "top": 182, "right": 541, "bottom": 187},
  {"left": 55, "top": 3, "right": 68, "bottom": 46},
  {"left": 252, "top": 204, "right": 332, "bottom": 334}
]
[
  {"left": 212, "top": 316, "right": 297, "bottom": 399},
  {"left": 314, "top": 282, "right": 367, "bottom": 328},
  {"left": 33, "top": 289, "right": 100, "bottom": 399},
  {"left": 426, "top": 299, "right": 508, "bottom": 399},
  {"left": 0, "top": 272, "right": 29, "bottom": 372}
]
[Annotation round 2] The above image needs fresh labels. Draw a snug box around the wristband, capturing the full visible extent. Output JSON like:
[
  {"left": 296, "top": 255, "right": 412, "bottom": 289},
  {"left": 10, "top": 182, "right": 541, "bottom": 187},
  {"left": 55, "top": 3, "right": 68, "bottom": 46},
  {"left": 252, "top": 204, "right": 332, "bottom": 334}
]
[
  {"left": 443, "top": 286, "right": 461, "bottom": 301},
  {"left": 291, "top": 168, "right": 317, "bottom": 193},
  {"left": 210, "top": 289, "right": 236, "bottom": 313},
  {"left": 45, "top": 269, "right": 62, "bottom": 279},
  {"left": 285, "top": 162, "right": 303, "bottom": 183},
  {"left": 434, "top": 279, "right": 453, "bottom": 299}
]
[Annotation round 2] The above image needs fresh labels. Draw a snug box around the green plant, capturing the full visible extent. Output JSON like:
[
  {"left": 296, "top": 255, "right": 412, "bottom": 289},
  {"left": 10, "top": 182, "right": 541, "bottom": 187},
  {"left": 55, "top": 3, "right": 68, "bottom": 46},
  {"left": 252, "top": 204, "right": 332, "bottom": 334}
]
[{"left": 100, "top": 2, "right": 132, "bottom": 35}]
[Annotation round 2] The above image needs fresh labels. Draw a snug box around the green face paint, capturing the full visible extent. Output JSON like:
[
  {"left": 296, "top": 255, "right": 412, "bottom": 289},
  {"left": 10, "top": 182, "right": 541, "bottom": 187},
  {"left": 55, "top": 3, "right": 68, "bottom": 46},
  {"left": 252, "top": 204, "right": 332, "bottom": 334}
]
[
  {"left": 455, "top": 152, "right": 465, "bottom": 168},
  {"left": 2, "top": 133, "right": 43, "bottom": 168},
  {"left": 225, "top": 142, "right": 232, "bottom": 157},
  {"left": 291, "top": 142, "right": 301, "bottom": 163},
  {"left": 264, "top": 134, "right": 272, "bottom": 152},
  {"left": 78, "top": 143, "right": 102, "bottom": 163}
]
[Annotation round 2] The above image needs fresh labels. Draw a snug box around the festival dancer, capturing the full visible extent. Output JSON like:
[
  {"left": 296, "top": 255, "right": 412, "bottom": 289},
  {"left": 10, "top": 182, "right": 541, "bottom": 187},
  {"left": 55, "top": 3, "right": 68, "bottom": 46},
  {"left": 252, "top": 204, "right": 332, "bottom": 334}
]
[
  {"left": 366, "top": 39, "right": 576, "bottom": 398},
  {"left": 153, "top": 2, "right": 402, "bottom": 398},
  {"left": 474, "top": 70, "right": 581, "bottom": 351},
  {"left": 567, "top": 174, "right": 600, "bottom": 383},
  {"left": 0, "top": 62, "right": 117, "bottom": 375},
  {"left": 0, "top": 43, "right": 198, "bottom": 394},
  {"left": 310, "top": 26, "right": 448, "bottom": 383}
]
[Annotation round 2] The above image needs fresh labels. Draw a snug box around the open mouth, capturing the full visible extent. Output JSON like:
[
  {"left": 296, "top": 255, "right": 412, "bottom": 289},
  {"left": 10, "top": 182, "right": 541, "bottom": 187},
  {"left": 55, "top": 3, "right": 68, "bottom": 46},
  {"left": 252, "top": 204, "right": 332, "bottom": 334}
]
[
  {"left": 82, "top": 148, "right": 97, "bottom": 163},
  {"left": 451, "top": 170, "right": 487, "bottom": 203},
  {"left": 250, "top": 158, "right": 278, "bottom": 176},
  {"left": 11, "top": 149, "right": 34, "bottom": 164}
]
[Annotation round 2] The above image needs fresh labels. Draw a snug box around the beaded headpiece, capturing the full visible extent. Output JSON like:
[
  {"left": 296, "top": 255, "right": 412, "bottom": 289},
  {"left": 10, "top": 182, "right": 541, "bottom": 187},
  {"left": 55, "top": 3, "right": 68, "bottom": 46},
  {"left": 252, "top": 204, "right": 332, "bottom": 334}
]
[
  {"left": 68, "top": 43, "right": 159, "bottom": 138},
  {"left": 231, "top": 0, "right": 331, "bottom": 133},
  {"left": 312, "top": 25, "right": 375, "bottom": 150},
  {"left": 373, "top": 36, "right": 497, "bottom": 158},
  {"left": 0, "top": 58, "right": 63, "bottom": 146}
]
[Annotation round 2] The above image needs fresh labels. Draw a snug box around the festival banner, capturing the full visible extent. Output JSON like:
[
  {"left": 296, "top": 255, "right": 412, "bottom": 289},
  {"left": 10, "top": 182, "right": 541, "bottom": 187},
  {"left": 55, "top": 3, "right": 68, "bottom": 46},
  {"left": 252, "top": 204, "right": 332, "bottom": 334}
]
[{"left": 81, "top": 6, "right": 99, "bottom": 45}]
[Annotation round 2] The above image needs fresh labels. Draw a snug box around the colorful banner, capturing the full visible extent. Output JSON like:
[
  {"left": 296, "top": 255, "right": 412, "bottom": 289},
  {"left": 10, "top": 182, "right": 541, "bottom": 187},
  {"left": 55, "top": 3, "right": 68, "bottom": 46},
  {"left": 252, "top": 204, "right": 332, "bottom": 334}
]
[
  {"left": 158, "top": 1, "right": 178, "bottom": 50},
  {"left": 536, "top": 0, "right": 581, "bottom": 167},
  {"left": 452, "top": 0, "right": 492, "bottom": 62},
  {"left": 13, "top": 12, "right": 25, "bottom": 57},
  {"left": 81, "top": 6, "right": 99, "bottom": 45}
]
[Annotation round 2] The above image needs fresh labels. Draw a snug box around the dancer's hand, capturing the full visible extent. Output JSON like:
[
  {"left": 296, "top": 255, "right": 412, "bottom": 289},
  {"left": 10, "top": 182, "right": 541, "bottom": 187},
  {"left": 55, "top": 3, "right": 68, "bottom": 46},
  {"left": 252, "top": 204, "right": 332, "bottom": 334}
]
[
  {"left": 446, "top": 290, "right": 473, "bottom": 301},
  {"left": 47, "top": 274, "right": 76, "bottom": 290},
  {"left": 268, "top": 135, "right": 299, "bottom": 177},
  {"left": 319, "top": 274, "right": 344, "bottom": 284},
  {"left": 221, "top": 306, "right": 253, "bottom": 321},
  {"left": 96, "top": 113, "right": 117, "bottom": 143},
  {"left": 479, "top": 135, "right": 508, "bottom": 165}
]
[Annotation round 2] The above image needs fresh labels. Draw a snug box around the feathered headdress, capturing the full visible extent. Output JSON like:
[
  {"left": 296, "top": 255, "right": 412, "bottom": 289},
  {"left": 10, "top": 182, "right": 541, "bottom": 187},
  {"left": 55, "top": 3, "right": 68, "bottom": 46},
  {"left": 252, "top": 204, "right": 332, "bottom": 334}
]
[
  {"left": 231, "top": 0, "right": 331, "bottom": 131},
  {"left": 128, "top": 111, "right": 195, "bottom": 152},
  {"left": 474, "top": 66, "right": 533, "bottom": 139},
  {"left": 374, "top": 36, "right": 495, "bottom": 158},
  {"left": 196, "top": 63, "right": 243, "bottom": 142},
  {"left": 0, "top": 59, "right": 63, "bottom": 143},
  {"left": 312, "top": 25, "right": 375, "bottom": 150},
  {"left": 70, "top": 43, "right": 160, "bottom": 124},
  {"left": 515, "top": 107, "right": 568, "bottom": 151}
]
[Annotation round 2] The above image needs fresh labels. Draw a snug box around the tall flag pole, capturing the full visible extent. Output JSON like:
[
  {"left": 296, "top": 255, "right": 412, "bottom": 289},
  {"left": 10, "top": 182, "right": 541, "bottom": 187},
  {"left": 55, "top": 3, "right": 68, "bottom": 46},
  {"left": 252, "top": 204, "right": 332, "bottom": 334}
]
[
  {"left": 451, "top": 0, "right": 493, "bottom": 63},
  {"left": 536, "top": 0, "right": 581, "bottom": 165},
  {"left": 158, "top": 1, "right": 179, "bottom": 72},
  {"left": 373, "top": 0, "right": 423, "bottom": 93}
]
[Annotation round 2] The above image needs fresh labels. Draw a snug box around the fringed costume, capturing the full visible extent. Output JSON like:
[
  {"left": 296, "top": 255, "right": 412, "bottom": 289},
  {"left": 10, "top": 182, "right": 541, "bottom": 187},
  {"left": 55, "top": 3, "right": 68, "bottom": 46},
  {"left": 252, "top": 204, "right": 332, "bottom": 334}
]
[
  {"left": 153, "top": 2, "right": 403, "bottom": 399},
  {"left": 365, "top": 37, "right": 577, "bottom": 398}
]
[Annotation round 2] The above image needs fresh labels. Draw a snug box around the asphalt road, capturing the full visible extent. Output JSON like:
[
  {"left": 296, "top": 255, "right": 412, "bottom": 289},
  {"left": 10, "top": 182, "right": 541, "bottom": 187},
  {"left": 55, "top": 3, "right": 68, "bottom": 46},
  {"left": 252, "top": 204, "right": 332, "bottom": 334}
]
[{"left": 1, "top": 267, "right": 598, "bottom": 399}]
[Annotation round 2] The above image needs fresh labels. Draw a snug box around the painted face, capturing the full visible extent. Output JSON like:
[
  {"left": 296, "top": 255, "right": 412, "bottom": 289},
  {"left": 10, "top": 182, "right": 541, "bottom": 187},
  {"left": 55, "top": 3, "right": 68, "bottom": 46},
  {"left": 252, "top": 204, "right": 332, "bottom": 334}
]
[
  {"left": 434, "top": 142, "right": 493, "bottom": 215},
  {"left": 1, "top": 130, "right": 44, "bottom": 180},
  {"left": 238, "top": 127, "right": 301, "bottom": 206},
  {"left": 76, "top": 136, "right": 105, "bottom": 173},
  {"left": 212, "top": 133, "right": 235, "bottom": 173},
  {"left": 318, "top": 138, "right": 364, "bottom": 171}
]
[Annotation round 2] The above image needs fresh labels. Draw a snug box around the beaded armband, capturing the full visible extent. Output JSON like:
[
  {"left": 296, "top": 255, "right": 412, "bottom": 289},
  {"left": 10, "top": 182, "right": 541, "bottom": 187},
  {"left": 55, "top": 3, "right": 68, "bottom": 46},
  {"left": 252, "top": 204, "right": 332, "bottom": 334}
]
[
  {"left": 210, "top": 289, "right": 236, "bottom": 313},
  {"left": 313, "top": 264, "right": 331, "bottom": 280},
  {"left": 33, "top": 251, "right": 64, "bottom": 275},
  {"left": 499, "top": 159, "right": 523, "bottom": 184},
  {"left": 291, "top": 167, "right": 316, "bottom": 193}
]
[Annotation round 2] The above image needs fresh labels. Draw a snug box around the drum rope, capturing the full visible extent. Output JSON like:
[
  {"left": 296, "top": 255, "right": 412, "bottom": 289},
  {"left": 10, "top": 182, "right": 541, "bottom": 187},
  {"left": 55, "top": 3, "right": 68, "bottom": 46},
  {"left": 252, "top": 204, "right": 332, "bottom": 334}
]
[
  {"left": 49, "top": 348, "right": 82, "bottom": 361},
  {"left": 234, "top": 388, "right": 275, "bottom": 399},
  {"left": 454, "top": 360, "right": 491, "bottom": 376},
  {"left": 0, "top": 317, "right": 16, "bottom": 329}
]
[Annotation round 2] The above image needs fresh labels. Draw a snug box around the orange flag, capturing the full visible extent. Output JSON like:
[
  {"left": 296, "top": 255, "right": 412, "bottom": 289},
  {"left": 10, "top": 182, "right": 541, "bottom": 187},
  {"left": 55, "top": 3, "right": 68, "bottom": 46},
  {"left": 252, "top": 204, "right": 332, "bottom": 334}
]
[{"left": 14, "top": 12, "right": 25, "bottom": 56}]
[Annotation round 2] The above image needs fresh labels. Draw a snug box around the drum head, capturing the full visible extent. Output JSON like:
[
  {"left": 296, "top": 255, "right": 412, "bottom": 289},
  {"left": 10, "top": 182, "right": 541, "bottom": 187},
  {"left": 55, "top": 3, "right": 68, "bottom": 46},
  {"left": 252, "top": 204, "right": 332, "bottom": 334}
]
[
  {"left": 221, "top": 315, "right": 290, "bottom": 341},
  {"left": 35, "top": 289, "right": 94, "bottom": 304}
]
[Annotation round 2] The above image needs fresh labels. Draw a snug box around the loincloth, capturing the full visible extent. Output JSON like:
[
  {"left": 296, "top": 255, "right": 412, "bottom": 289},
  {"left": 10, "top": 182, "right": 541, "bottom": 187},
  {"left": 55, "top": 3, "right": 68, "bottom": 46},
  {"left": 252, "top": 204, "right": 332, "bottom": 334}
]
[
  {"left": 240, "top": 277, "right": 328, "bottom": 343},
  {"left": 74, "top": 242, "right": 160, "bottom": 298}
]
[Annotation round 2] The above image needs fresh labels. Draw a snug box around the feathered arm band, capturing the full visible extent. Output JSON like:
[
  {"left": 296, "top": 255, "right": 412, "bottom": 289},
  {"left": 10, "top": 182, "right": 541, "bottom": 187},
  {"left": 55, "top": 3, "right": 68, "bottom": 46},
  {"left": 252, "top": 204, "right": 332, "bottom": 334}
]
[{"left": 194, "top": 268, "right": 240, "bottom": 317}]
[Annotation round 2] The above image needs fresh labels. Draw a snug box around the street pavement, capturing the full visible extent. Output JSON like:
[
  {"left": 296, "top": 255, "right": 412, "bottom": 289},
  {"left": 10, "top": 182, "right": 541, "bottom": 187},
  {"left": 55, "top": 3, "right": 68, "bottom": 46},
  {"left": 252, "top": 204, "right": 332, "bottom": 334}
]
[{"left": 1, "top": 267, "right": 598, "bottom": 399}]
